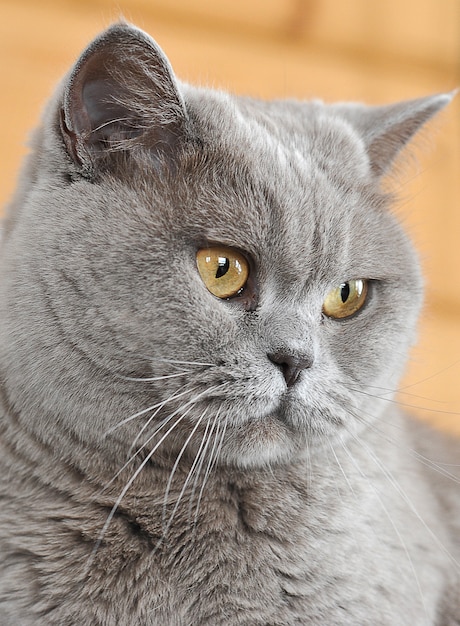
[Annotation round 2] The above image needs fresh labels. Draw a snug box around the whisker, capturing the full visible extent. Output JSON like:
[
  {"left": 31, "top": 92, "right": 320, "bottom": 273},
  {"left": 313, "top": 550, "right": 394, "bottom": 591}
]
[
  {"left": 323, "top": 440, "right": 346, "bottom": 504},
  {"left": 161, "top": 407, "right": 209, "bottom": 530},
  {"left": 348, "top": 430, "right": 460, "bottom": 572},
  {"left": 155, "top": 358, "right": 216, "bottom": 368},
  {"left": 187, "top": 409, "right": 221, "bottom": 528},
  {"left": 133, "top": 383, "right": 227, "bottom": 460},
  {"left": 409, "top": 451, "right": 460, "bottom": 484},
  {"left": 127, "top": 383, "right": 200, "bottom": 454},
  {"left": 159, "top": 413, "right": 216, "bottom": 547},
  {"left": 304, "top": 434, "right": 313, "bottom": 494},
  {"left": 337, "top": 392, "right": 460, "bottom": 492},
  {"left": 348, "top": 385, "right": 460, "bottom": 417},
  {"left": 176, "top": 411, "right": 215, "bottom": 531},
  {"left": 89, "top": 382, "right": 229, "bottom": 566},
  {"left": 128, "top": 405, "right": 169, "bottom": 457},
  {"left": 339, "top": 438, "right": 430, "bottom": 620},
  {"left": 353, "top": 410, "right": 460, "bottom": 487},
  {"left": 85, "top": 406, "right": 192, "bottom": 573},
  {"left": 117, "top": 371, "right": 190, "bottom": 383},
  {"left": 359, "top": 383, "right": 446, "bottom": 404},
  {"left": 99, "top": 412, "right": 181, "bottom": 497},
  {"left": 104, "top": 386, "right": 196, "bottom": 436},
  {"left": 193, "top": 409, "right": 227, "bottom": 528},
  {"left": 327, "top": 438, "right": 356, "bottom": 498},
  {"left": 101, "top": 383, "right": 226, "bottom": 495},
  {"left": 397, "top": 358, "right": 460, "bottom": 393}
]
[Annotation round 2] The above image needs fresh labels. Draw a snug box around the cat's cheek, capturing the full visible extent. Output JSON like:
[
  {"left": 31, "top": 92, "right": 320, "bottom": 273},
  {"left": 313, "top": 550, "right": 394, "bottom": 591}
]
[{"left": 319, "top": 291, "right": 403, "bottom": 385}]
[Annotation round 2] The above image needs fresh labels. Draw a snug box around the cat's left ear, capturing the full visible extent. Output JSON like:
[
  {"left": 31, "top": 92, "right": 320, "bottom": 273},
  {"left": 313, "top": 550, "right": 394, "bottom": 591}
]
[
  {"left": 60, "top": 23, "right": 188, "bottom": 176},
  {"left": 333, "top": 92, "right": 454, "bottom": 178}
]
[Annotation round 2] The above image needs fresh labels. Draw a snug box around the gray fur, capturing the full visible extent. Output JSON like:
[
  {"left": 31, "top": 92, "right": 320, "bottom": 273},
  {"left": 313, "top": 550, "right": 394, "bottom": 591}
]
[{"left": 0, "top": 23, "right": 458, "bottom": 625}]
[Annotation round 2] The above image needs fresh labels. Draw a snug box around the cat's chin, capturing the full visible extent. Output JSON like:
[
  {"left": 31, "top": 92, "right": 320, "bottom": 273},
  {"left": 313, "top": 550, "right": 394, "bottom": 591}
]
[
  {"left": 219, "top": 426, "right": 293, "bottom": 468},
  {"left": 216, "top": 412, "right": 306, "bottom": 468},
  {"left": 215, "top": 393, "right": 350, "bottom": 468}
]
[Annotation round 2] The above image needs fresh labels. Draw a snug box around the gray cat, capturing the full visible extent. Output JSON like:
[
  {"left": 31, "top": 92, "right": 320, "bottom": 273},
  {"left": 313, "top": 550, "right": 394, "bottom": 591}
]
[{"left": 0, "top": 22, "right": 458, "bottom": 625}]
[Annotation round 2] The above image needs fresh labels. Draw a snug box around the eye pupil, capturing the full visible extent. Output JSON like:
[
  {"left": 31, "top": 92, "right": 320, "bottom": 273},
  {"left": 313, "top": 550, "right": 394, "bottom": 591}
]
[
  {"left": 215, "top": 257, "right": 230, "bottom": 279},
  {"left": 340, "top": 283, "right": 350, "bottom": 302}
]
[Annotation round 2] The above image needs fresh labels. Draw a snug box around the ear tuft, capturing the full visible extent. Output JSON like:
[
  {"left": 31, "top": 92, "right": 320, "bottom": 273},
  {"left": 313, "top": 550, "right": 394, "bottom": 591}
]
[{"left": 60, "top": 23, "right": 187, "bottom": 175}]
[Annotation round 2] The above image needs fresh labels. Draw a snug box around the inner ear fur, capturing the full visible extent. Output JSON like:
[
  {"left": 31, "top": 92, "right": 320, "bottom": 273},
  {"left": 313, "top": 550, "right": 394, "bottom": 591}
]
[{"left": 60, "top": 23, "right": 188, "bottom": 175}]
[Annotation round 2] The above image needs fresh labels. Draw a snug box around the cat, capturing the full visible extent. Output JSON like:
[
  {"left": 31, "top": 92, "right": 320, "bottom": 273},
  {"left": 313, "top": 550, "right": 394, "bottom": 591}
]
[{"left": 0, "top": 21, "right": 458, "bottom": 626}]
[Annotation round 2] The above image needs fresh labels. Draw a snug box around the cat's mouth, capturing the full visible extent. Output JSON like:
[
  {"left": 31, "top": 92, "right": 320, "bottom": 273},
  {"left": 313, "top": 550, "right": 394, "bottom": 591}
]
[{"left": 202, "top": 382, "right": 315, "bottom": 432}]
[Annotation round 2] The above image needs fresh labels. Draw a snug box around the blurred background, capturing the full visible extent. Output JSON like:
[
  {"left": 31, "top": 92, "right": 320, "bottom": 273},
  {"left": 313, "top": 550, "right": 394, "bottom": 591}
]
[{"left": 0, "top": 0, "right": 459, "bottom": 433}]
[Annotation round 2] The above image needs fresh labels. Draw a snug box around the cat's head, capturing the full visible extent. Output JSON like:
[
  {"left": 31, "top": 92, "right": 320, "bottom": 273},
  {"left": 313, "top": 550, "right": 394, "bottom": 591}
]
[{"left": 0, "top": 24, "right": 452, "bottom": 470}]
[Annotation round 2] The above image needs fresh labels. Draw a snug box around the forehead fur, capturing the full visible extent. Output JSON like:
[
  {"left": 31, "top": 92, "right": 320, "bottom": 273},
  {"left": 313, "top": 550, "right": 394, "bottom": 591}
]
[{"left": 183, "top": 85, "right": 372, "bottom": 184}]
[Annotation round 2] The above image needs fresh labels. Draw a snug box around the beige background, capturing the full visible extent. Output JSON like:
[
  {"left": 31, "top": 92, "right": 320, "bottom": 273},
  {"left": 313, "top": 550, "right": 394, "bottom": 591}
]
[{"left": 0, "top": 0, "right": 459, "bottom": 433}]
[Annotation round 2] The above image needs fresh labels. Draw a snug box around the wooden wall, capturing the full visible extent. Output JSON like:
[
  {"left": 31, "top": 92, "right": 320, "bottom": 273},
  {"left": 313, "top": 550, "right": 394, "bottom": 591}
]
[{"left": 1, "top": 0, "right": 459, "bottom": 433}]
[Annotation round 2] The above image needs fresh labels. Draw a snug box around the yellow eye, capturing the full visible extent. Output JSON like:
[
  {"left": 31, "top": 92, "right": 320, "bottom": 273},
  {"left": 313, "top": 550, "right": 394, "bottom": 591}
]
[
  {"left": 322, "top": 279, "right": 368, "bottom": 319},
  {"left": 196, "top": 246, "right": 249, "bottom": 299}
]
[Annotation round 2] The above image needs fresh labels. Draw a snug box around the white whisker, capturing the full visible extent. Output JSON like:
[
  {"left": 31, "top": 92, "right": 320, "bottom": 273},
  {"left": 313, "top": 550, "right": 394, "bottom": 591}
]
[
  {"left": 193, "top": 409, "right": 227, "bottom": 528},
  {"left": 327, "top": 438, "right": 356, "bottom": 498},
  {"left": 99, "top": 412, "right": 181, "bottom": 496},
  {"left": 159, "top": 410, "right": 213, "bottom": 546},
  {"left": 177, "top": 412, "right": 215, "bottom": 530},
  {"left": 161, "top": 407, "right": 209, "bottom": 529},
  {"left": 155, "top": 358, "right": 216, "bottom": 367},
  {"left": 101, "top": 383, "right": 226, "bottom": 495},
  {"left": 355, "top": 412, "right": 460, "bottom": 487},
  {"left": 89, "top": 382, "right": 229, "bottom": 567},
  {"left": 118, "top": 371, "right": 190, "bottom": 383},
  {"left": 349, "top": 385, "right": 460, "bottom": 417},
  {"left": 127, "top": 384, "right": 199, "bottom": 454},
  {"left": 128, "top": 405, "right": 169, "bottom": 457},
  {"left": 86, "top": 407, "right": 192, "bottom": 572},
  {"left": 349, "top": 431, "right": 460, "bottom": 572},
  {"left": 361, "top": 383, "right": 446, "bottom": 404},
  {"left": 187, "top": 409, "right": 221, "bottom": 527},
  {"left": 341, "top": 395, "right": 460, "bottom": 489},
  {"left": 396, "top": 359, "right": 460, "bottom": 393},
  {"left": 339, "top": 438, "right": 430, "bottom": 622},
  {"left": 104, "top": 386, "right": 195, "bottom": 436}
]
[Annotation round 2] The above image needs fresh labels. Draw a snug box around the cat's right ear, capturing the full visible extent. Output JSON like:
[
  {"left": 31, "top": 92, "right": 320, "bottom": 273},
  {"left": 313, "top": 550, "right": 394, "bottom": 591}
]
[{"left": 60, "top": 23, "right": 188, "bottom": 176}]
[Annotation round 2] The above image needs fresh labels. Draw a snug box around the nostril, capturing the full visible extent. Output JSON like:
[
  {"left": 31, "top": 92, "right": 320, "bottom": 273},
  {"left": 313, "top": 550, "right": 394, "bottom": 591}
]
[{"left": 267, "top": 351, "right": 313, "bottom": 388}]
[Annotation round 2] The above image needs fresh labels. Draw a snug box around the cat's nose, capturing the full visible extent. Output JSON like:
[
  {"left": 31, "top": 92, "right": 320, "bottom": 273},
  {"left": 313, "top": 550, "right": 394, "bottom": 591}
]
[{"left": 267, "top": 351, "right": 313, "bottom": 388}]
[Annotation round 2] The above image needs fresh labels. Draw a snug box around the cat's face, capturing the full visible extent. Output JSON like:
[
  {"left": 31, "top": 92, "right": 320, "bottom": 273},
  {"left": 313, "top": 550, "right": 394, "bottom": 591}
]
[{"left": 0, "top": 24, "right": 450, "bottom": 469}]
